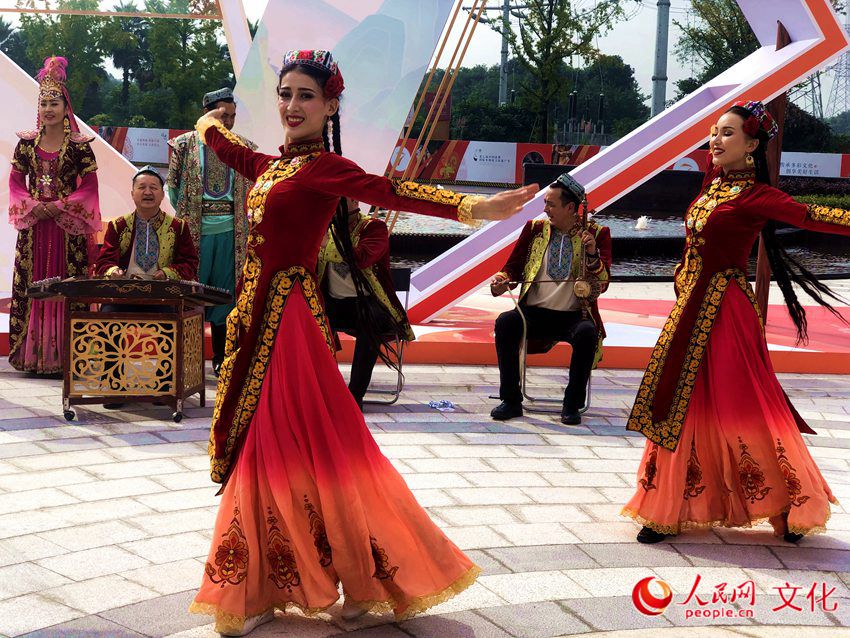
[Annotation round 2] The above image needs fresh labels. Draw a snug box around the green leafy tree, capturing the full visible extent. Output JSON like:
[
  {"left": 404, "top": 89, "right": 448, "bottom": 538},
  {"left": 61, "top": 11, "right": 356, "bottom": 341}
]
[
  {"left": 495, "top": 0, "right": 632, "bottom": 142},
  {"left": 19, "top": 0, "right": 108, "bottom": 118},
  {"left": 0, "top": 16, "right": 35, "bottom": 75},
  {"left": 571, "top": 54, "right": 648, "bottom": 138},
  {"left": 101, "top": 1, "right": 150, "bottom": 118},
  {"left": 144, "top": 0, "right": 233, "bottom": 127},
  {"left": 672, "top": 0, "right": 758, "bottom": 97}
]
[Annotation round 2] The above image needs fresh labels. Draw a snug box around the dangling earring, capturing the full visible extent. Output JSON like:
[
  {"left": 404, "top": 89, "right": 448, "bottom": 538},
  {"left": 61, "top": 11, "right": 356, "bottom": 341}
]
[
  {"left": 63, "top": 115, "right": 71, "bottom": 136},
  {"left": 745, "top": 153, "right": 754, "bottom": 168}
]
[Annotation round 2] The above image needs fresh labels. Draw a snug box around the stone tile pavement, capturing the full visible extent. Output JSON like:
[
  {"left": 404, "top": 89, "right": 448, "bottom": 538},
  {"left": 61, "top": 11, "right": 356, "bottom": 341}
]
[{"left": 0, "top": 361, "right": 849, "bottom": 638}]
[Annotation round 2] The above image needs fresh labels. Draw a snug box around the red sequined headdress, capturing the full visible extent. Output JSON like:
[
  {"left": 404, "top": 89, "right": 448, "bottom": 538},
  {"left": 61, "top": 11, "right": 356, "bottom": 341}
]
[
  {"left": 731, "top": 100, "right": 779, "bottom": 141},
  {"left": 281, "top": 49, "right": 345, "bottom": 99}
]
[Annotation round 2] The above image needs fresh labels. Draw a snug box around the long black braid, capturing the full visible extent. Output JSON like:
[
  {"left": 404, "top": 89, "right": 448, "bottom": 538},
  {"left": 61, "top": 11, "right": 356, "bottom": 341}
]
[
  {"left": 728, "top": 106, "right": 847, "bottom": 344},
  {"left": 281, "top": 64, "right": 400, "bottom": 370}
]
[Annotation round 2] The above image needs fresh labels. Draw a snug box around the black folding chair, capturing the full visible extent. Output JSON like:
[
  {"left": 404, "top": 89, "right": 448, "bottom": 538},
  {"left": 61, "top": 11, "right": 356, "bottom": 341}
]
[{"left": 363, "top": 267, "right": 411, "bottom": 405}]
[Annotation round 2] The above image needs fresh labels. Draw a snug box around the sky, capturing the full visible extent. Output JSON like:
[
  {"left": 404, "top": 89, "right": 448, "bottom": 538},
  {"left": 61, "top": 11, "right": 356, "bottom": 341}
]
[{"left": 240, "top": 0, "right": 693, "bottom": 107}]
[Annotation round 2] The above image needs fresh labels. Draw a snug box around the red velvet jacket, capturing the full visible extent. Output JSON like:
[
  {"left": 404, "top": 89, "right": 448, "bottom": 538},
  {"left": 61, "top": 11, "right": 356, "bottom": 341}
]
[
  {"left": 94, "top": 210, "right": 198, "bottom": 281},
  {"left": 497, "top": 218, "right": 612, "bottom": 365},
  {"left": 198, "top": 120, "right": 481, "bottom": 484},
  {"left": 626, "top": 167, "right": 850, "bottom": 451},
  {"left": 318, "top": 214, "right": 414, "bottom": 342}
]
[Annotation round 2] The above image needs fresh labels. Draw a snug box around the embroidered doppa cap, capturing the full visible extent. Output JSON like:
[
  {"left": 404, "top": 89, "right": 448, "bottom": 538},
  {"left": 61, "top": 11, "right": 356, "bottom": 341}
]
[
  {"left": 281, "top": 49, "right": 345, "bottom": 98},
  {"left": 203, "top": 87, "right": 235, "bottom": 109},
  {"left": 554, "top": 172, "right": 586, "bottom": 204},
  {"left": 731, "top": 100, "right": 779, "bottom": 141},
  {"left": 133, "top": 165, "right": 164, "bottom": 186}
]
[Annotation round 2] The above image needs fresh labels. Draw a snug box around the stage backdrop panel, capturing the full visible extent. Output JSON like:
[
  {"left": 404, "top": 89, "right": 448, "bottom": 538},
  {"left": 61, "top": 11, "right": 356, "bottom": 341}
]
[{"left": 232, "top": 0, "right": 454, "bottom": 174}]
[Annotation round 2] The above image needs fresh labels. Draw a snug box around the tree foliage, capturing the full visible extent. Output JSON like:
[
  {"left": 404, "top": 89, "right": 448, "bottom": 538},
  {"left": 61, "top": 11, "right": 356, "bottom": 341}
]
[
  {"left": 673, "top": 0, "right": 846, "bottom": 152},
  {"left": 4, "top": 0, "right": 234, "bottom": 128},
  {"left": 495, "top": 0, "right": 633, "bottom": 142},
  {"left": 413, "top": 55, "right": 648, "bottom": 143},
  {"left": 673, "top": 0, "right": 758, "bottom": 96}
]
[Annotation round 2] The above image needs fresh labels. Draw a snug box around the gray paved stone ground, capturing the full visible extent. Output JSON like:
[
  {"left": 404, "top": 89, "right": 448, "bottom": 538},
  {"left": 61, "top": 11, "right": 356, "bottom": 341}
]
[{"left": 0, "top": 360, "right": 849, "bottom": 638}]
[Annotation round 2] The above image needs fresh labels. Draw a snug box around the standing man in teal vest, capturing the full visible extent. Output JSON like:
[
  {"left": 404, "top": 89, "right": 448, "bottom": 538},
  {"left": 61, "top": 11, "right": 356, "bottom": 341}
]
[{"left": 166, "top": 88, "right": 257, "bottom": 376}]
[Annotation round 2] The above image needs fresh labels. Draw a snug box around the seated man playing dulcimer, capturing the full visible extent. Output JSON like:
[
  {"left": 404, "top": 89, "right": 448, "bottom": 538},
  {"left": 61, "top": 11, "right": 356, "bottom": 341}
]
[
  {"left": 92, "top": 166, "right": 199, "bottom": 410},
  {"left": 94, "top": 165, "right": 198, "bottom": 284}
]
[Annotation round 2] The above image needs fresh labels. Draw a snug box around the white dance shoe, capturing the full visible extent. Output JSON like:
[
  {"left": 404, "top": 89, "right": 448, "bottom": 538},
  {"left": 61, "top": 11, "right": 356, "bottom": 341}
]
[
  {"left": 218, "top": 609, "right": 275, "bottom": 636},
  {"left": 341, "top": 598, "right": 368, "bottom": 621}
]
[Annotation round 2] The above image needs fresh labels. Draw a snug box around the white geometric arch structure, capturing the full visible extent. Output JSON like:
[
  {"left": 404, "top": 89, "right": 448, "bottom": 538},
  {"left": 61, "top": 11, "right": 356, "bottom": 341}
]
[{"left": 405, "top": 0, "right": 850, "bottom": 323}]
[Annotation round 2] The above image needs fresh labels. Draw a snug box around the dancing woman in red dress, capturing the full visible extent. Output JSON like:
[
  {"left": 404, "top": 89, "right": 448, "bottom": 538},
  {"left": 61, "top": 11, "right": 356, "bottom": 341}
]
[
  {"left": 188, "top": 50, "right": 537, "bottom": 636},
  {"left": 622, "top": 101, "right": 850, "bottom": 544}
]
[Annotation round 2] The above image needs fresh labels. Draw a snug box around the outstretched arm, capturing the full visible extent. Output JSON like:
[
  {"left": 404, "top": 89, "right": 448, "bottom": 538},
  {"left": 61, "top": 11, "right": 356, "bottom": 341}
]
[
  {"left": 306, "top": 153, "right": 538, "bottom": 225},
  {"left": 761, "top": 188, "right": 850, "bottom": 237}
]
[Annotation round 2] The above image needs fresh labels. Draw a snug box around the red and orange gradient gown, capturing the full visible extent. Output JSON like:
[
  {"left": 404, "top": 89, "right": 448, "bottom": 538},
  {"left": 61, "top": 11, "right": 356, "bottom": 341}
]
[
  {"left": 188, "top": 120, "right": 483, "bottom": 632},
  {"left": 622, "top": 167, "right": 850, "bottom": 537}
]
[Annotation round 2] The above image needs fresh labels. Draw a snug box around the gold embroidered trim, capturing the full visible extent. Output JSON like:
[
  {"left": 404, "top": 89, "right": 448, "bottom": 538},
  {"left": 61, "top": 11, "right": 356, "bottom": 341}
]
[
  {"left": 807, "top": 204, "right": 850, "bottom": 227},
  {"left": 621, "top": 503, "right": 833, "bottom": 537},
  {"left": 189, "top": 565, "right": 480, "bottom": 630},
  {"left": 626, "top": 268, "right": 749, "bottom": 450},
  {"left": 210, "top": 268, "right": 333, "bottom": 483},
  {"left": 238, "top": 249, "right": 261, "bottom": 331},
  {"left": 247, "top": 155, "right": 320, "bottom": 227},
  {"left": 195, "top": 116, "right": 247, "bottom": 149},
  {"left": 685, "top": 172, "right": 753, "bottom": 235},
  {"left": 457, "top": 195, "right": 485, "bottom": 226},
  {"left": 392, "top": 180, "right": 464, "bottom": 207}
]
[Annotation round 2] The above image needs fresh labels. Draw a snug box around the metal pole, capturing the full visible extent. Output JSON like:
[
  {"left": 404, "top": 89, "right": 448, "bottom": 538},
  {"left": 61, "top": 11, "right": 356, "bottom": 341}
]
[
  {"left": 498, "top": 0, "right": 510, "bottom": 105},
  {"left": 651, "top": 0, "right": 671, "bottom": 116}
]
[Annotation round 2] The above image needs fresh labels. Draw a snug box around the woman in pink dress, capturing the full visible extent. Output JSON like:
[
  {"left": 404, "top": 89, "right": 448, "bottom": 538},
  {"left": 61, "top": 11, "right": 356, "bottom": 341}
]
[
  {"left": 622, "top": 101, "right": 850, "bottom": 544},
  {"left": 7, "top": 56, "right": 101, "bottom": 374},
  {"left": 188, "top": 50, "right": 537, "bottom": 635}
]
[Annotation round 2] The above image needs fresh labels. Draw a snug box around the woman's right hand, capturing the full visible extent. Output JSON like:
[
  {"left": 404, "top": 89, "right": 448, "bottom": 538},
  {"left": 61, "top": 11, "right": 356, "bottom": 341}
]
[
  {"left": 196, "top": 107, "right": 226, "bottom": 131},
  {"left": 471, "top": 184, "right": 539, "bottom": 221}
]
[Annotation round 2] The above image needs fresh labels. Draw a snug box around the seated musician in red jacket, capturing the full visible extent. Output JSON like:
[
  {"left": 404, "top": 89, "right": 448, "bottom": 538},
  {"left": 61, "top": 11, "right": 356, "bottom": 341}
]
[
  {"left": 318, "top": 198, "right": 413, "bottom": 409},
  {"left": 490, "top": 173, "right": 612, "bottom": 425},
  {"left": 94, "top": 166, "right": 198, "bottom": 283}
]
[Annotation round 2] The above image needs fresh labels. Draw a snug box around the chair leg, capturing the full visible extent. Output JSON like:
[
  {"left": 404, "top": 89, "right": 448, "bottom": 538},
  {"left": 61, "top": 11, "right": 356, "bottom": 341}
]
[{"left": 363, "top": 337, "right": 404, "bottom": 405}]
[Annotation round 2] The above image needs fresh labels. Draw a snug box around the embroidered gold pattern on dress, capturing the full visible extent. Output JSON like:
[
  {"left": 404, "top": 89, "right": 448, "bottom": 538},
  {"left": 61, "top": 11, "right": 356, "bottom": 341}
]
[
  {"left": 196, "top": 118, "right": 248, "bottom": 150},
  {"left": 686, "top": 171, "right": 754, "bottom": 235},
  {"left": 457, "top": 195, "right": 485, "bottom": 226},
  {"left": 210, "top": 268, "right": 333, "bottom": 482},
  {"left": 237, "top": 249, "right": 261, "bottom": 331},
  {"left": 265, "top": 508, "right": 301, "bottom": 592},
  {"left": 392, "top": 180, "right": 464, "bottom": 206},
  {"left": 807, "top": 204, "right": 850, "bottom": 227},
  {"left": 626, "top": 269, "right": 752, "bottom": 450},
  {"left": 303, "top": 495, "right": 332, "bottom": 567},
  {"left": 205, "top": 506, "right": 249, "bottom": 587},
  {"left": 737, "top": 438, "right": 771, "bottom": 503},
  {"left": 247, "top": 155, "right": 321, "bottom": 227}
]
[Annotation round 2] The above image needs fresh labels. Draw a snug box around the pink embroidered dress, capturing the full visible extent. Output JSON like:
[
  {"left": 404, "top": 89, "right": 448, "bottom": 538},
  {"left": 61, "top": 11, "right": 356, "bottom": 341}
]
[{"left": 7, "top": 56, "right": 101, "bottom": 374}]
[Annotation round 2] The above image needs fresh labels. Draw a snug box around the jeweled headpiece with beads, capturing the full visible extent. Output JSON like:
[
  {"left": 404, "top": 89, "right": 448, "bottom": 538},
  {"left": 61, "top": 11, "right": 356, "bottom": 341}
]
[
  {"left": 731, "top": 100, "right": 779, "bottom": 141},
  {"left": 281, "top": 49, "right": 345, "bottom": 99},
  {"left": 36, "top": 56, "right": 68, "bottom": 102}
]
